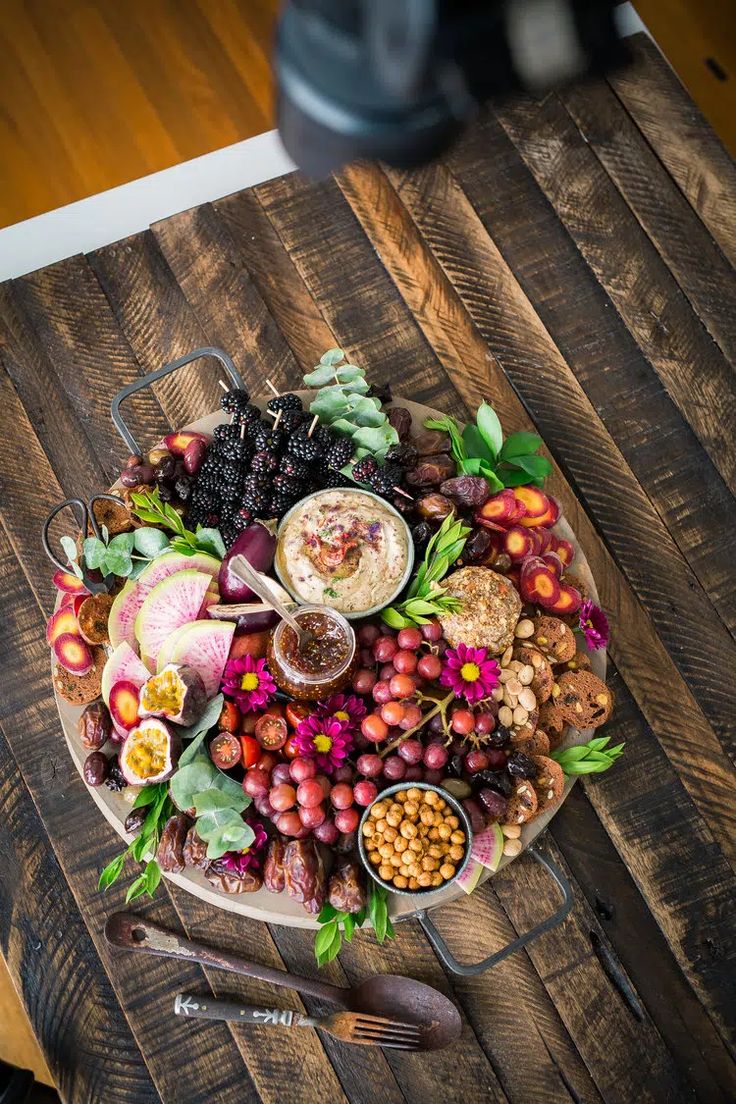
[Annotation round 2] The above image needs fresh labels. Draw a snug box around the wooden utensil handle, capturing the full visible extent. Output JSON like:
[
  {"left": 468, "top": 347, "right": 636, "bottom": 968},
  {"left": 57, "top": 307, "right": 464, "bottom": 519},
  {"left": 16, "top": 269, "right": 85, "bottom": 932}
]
[
  {"left": 105, "top": 912, "right": 350, "bottom": 1007},
  {"left": 174, "top": 993, "right": 300, "bottom": 1027}
]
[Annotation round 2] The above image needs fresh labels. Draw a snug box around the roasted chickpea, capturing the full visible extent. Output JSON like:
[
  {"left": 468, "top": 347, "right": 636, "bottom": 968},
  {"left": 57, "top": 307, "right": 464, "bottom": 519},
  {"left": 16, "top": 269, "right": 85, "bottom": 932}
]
[
  {"left": 375, "top": 818, "right": 388, "bottom": 833},
  {"left": 428, "top": 844, "right": 443, "bottom": 859},
  {"left": 390, "top": 854, "right": 403, "bottom": 868},
  {"left": 422, "top": 855, "right": 438, "bottom": 871},
  {"left": 394, "top": 875, "right": 408, "bottom": 889},
  {"left": 439, "top": 863, "right": 456, "bottom": 880},
  {"left": 420, "top": 806, "right": 435, "bottom": 826},
  {"left": 369, "top": 851, "right": 382, "bottom": 865},
  {"left": 404, "top": 801, "right": 419, "bottom": 819},
  {"left": 449, "top": 845, "right": 464, "bottom": 862},
  {"left": 362, "top": 821, "right": 374, "bottom": 836},
  {"left": 400, "top": 820, "right": 417, "bottom": 839},
  {"left": 424, "top": 790, "right": 438, "bottom": 807},
  {"left": 396, "top": 791, "right": 408, "bottom": 803},
  {"left": 428, "top": 827, "right": 440, "bottom": 841},
  {"left": 386, "top": 811, "right": 402, "bottom": 828},
  {"left": 379, "top": 864, "right": 394, "bottom": 880},
  {"left": 418, "top": 872, "right": 432, "bottom": 887},
  {"left": 445, "top": 815, "right": 459, "bottom": 829},
  {"left": 408, "top": 877, "right": 420, "bottom": 891},
  {"left": 408, "top": 838, "right": 423, "bottom": 853},
  {"left": 431, "top": 872, "right": 443, "bottom": 887},
  {"left": 438, "top": 823, "right": 452, "bottom": 840},
  {"left": 365, "top": 837, "right": 377, "bottom": 851},
  {"left": 394, "top": 836, "right": 408, "bottom": 853},
  {"left": 384, "top": 826, "right": 398, "bottom": 843},
  {"left": 379, "top": 844, "right": 394, "bottom": 859},
  {"left": 406, "top": 788, "right": 422, "bottom": 803},
  {"left": 450, "top": 829, "right": 465, "bottom": 845},
  {"left": 371, "top": 802, "right": 388, "bottom": 820}
]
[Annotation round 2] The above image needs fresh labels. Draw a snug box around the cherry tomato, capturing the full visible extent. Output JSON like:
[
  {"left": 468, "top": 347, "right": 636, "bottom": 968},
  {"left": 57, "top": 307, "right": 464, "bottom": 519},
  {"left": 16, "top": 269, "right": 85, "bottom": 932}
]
[
  {"left": 241, "top": 711, "right": 258, "bottom": 735},
  {"left": 254, "top": 713, "right": 288, "bottom": 751},
  {"left": 218, "top": 700, "right": 241, "bottom": 733},
  {"left": 283, "top": 733, "right": 301, "bottom": 759},
  {"left": 239, "top": 734, "right": 260, "bottom": 768},
  {"left": 209, "top": 732, "right": 242, "bottom": 770},
  {"left": 264, "top": 702, "right": 285, "bottom": 719},
  {"left": 285, "top": 701, "right": 310, "bottom": 729}
]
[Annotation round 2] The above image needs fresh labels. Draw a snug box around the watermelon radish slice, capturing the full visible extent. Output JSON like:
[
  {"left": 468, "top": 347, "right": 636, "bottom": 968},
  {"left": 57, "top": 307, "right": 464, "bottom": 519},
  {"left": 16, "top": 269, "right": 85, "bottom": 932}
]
[
  {"left": 46, "top": 606, "right": 79, "bottom": 646},
  {"left": 165, "top": 619, "right": 235, "bottom": 698},
  {"left": 456, "top": 859, "right": 483, "bottom": 895},
  {"left": 135, "top": 570, "right": 213, "bottom": 662},
  {"left": 101, "top": 642, "right": 152, "bottom": 706},
  {"left": 472, "top": 824, "right": 504, "bottom": 872},
  {"left": 108, "top": 551, "right": 220, "bottom": 652}
]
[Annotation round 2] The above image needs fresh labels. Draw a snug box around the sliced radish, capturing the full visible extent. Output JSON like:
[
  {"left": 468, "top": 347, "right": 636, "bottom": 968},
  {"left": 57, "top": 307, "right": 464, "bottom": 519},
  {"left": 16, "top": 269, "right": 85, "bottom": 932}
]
[
  {"left": 53, "top": 569, "right": 89, "bottom": 595},
  {"left": 53, "top": 632, "right": 93, "bottom": 675},
  {"left": 472, "top": 824, "right": 504, "bottom": 872},
  {"left": 455, "top": 858, "right": 483, "bottom": 895},
  {"left": 109, "top": 680, "right": 142, "bottom": 731},
  {"left": 46, "top": 606, "right": 79, "bottom": 646}
]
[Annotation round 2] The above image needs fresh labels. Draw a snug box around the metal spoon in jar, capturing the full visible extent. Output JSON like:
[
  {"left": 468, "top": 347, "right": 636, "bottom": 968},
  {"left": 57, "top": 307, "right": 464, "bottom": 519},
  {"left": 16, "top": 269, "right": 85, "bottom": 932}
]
[{"left": 228, "top": 555, "right": 315, "bottom": 650}]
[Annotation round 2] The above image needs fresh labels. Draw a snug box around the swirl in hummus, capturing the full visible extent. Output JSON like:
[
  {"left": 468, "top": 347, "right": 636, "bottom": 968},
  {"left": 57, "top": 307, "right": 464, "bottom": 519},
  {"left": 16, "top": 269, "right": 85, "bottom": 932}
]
[{"left": 276, "top": 490, "right": 412, "bottom": 615}]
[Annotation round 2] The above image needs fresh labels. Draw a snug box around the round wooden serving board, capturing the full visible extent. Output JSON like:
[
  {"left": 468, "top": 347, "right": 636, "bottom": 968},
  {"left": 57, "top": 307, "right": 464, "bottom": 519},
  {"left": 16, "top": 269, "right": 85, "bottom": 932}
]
[{"left": 53, "top": 395, "right": 604, "bottom": 928}]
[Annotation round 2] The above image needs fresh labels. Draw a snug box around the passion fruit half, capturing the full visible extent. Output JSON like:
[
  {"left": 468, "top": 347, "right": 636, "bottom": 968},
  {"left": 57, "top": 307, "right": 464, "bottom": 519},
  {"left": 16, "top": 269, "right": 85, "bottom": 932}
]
[
  {"left": 138, "top": 663, "right": 207, "bottom": 726},
  {"left": 120, "top": 717, "right": 181, "bottom": 785}
]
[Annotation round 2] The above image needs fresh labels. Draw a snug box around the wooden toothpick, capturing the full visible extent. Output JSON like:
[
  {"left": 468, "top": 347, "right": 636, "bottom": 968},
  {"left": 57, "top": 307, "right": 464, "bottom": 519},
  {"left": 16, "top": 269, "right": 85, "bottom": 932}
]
[
  {"left": 273, "top": 408, "right": 283, "bottom": 430},
  {"left": 240, "top": 423, "right": 246, "bottom": 440},
  {"left": 307, "top": 414, "right": 319, "bottom": 438},
  {"left": 265, "top": 378, "right": 280, "bottom": 397},
  {"left": 218, "top": 379, "right": 229, "bottom": 392},
  {"left": 393, "top": 486, "right": 414, "bottom": 500}
]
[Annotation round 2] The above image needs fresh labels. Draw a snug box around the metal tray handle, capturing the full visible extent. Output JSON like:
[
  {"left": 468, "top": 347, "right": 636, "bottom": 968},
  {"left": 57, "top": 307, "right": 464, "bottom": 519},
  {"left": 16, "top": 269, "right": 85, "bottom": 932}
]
[
  {"left": 110, "top": 347, "right": 246, "bottom": 455},
  {"left": 415, "top": 844, "right": 573, "bottom": 976}
]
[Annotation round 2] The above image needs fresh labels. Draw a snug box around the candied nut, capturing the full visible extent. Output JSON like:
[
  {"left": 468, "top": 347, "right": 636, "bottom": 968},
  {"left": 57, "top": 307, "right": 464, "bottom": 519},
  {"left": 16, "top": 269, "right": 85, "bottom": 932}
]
[
  {"left": 503, "top": 838, "right": 523, "bottom": 858},
  {"left": 498, "top": 705, "right": 514, "bottom": 727},
  {"left": 498, "top": 669, "right": 513, "bottom": 684},
  {"left": 501, "top": 823, "right": 521, "bottom": 839},
  {"left": 519, "top": 665, "right": 535, "bottom": 686},
  {"left": 515, "top": 618, "right": 535, "bottom": 639},
  {"left": 518, "top": 687, "right": 537, "bottom": 712},
  {"left": 513, "top": 706, "right": 529, "bottom": 726},
  {"left": 492, "top": 686, "right": 504, "bottom": 702}
]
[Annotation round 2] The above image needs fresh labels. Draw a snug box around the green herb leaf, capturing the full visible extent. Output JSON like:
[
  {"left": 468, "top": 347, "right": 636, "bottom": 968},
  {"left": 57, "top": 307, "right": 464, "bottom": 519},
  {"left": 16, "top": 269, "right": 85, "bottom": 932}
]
[
  {"left": 132, "top": 783, "right": 165, "bottom": 810},
  {"left": 318, "top": 903, "right": 339, "bottom": 923},
  {"left": 60, "top": 534, "right": 80, "bottom": 566},
  {"left": 83, "top": 537, "right": 106, "bottom": 570},
  {"left": 505, "top": 454, "right": 552, "bottom": 480},
  {"left": 499, "top": 431, "right": 542, "bottom": 459},
  {"left": 98, "top": 852, "right": 126, "bottom": 891},
  {"left": 552, "top": 738, "right": 624, "bottom": 775},
  {"left": 351, "top": 424, "right": 399, "bottom": 454},
  {"left": 194, "top": 526, "right": 226, "bottom": 559},
  {"left": 334, "top": 365, "right": 364, "bottom": 382},
  {"left": 495, "top": 467, "right": 535, "bottom": 487},
  {"left": 381, "top": 606, "right": 410, "bottom": 629},
  {"left": 462, "top": 423, "right": 496, "bottom": 463},
  {"left": 304, "top": 364, "right": 338, "bottom": 387},
  {"left": 193, "top": 788, "right": 248, "bottom": 816},
  {"left": 320, "top": 348, "right": 346, "bottom": 366},
  {"left": 476, "top": 401, "right": 503, "bottom": 458},
  {"left": 342, "top": 914, "right": 356, "bottom": 941}
]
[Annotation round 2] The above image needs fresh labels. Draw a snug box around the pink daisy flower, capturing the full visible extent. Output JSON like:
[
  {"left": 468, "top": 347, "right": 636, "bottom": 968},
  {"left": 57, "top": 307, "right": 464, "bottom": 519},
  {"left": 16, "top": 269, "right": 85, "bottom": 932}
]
[
  {"left": 317, "top": 692, "right": 366, "bottom": 730},
  {"left": 221, "top": 655, "right": 276, "bottom": 713},
  {"left": 291, "top": 714, "right": 353, "bottom": 773},
  {"left": 440, "top": 642, "right": 500, "bottom": 704},
  {"left": 218, "top": 818, "right": 269, "bottom": 873},
  {"left": 578, "top": 600, "right": 609, "bottom": 651}
]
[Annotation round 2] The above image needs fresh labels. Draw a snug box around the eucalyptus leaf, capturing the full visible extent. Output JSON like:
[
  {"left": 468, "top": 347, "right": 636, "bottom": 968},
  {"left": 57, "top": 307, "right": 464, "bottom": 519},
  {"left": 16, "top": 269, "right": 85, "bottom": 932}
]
[
  {"left": 83, "top": 537, "right": 106, "bottom": 570},
  {"left": 196, "top": 806, "right": 244, "bottom": 841},
  {"left": 104, "top": 549, "right": 132, "bottom": 576},
  {"left": 109, "top": 531, "right": 136, "bottom": 553},
  {"left": 222, "top": 821, "right": 254, "bottom": 846},
  {"left": 476, "top": 401, "right": 503, "bottom": 458},
  {"left": 319, "top": 348, "right": 346, "bottom": 366},
  {"left": 61, "top": 534, "right": 80, "bottom": 565},
  {"left": 303, "top": 364, "right": 337, "bottom": 387},
  {"left": 346, "top": 398, "right": 387, "bottom": 428},
  {"left": 351, "top": 424, "right": 398, "bottom": 454},
  {"left": 310, "top": 386, "right": 351, "bottom": 422},
  {"left": 212, "top": 772, "right": 251, "bottom": 805},
  {"left": 70, "top": 561, "right": 84, "bottom": 579},
  {"left": 133, "top": 527, "right": 170, "bottom": 558},
  {"left": 339, "top": 377, "right": 371, "bottom": 396},
  {"left": 193, "top": 787, "right": 248, "bottom": 816},
  {"left": 329, "top": 418, "right": 360, "bottom": 438},
  {"left": 178, "top": 694, "right": 224, "bottom": 746},
  {"left": 170, "top": 759, "right": 217, "bottom": 811},
  {"left": 334, "top": 365, "right": 364, "bottom": 382}
]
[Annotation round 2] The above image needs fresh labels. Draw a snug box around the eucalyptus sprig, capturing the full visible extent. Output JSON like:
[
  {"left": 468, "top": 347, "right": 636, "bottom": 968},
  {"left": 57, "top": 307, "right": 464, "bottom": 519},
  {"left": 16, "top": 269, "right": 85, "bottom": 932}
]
[
  {"left": 303, "top": 349, "right": 399, "bottom": 461},
  {"left": 98, "top": 782, "right": 172, "bottom": 902},
  {"left": 382, "top": 513, "right": 470, "bottom": 628},
  {"left": 314, "top": 883, "right": 395, "bottom": 966},
  {"left": 130, "top": 487, "right": 225, "bottom": 560},
  {"left": 426, "top": 401, "right": 552, "bottom": 491},
  {"left": 552, "top": 736, "right": 625, "bottom": 775}
]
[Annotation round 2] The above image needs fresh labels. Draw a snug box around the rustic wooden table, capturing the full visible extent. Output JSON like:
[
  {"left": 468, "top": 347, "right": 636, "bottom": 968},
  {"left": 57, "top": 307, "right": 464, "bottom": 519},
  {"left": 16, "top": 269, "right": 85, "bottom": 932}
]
[{"left": 1, "top": 34, "right": 734, "bottom": 1104}]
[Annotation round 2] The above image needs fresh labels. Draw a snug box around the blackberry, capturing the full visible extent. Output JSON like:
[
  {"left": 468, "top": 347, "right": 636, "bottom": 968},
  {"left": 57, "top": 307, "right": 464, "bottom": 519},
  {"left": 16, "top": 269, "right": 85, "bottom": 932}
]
[
  {"left": 368, "top": 463, "right": 404, "bottom": 498},
  {"left": 269, "top": 493, "right": 294, "bottom": 517},
  {"left": 323, "top": 435, "right": 353, "bottom": 470},
  {"left": 322, "top": 468, "right": 351, "bottom": 489},
  {"left": 314, "top": 424, "right": 333, "bottom": 449},
  {"left": 219, "top": 461, "right": 243, "bottom": 487},
  {"left": 279, "top": 409, "right": 311, "bottom": 433},
  {"left": 219, "top": 437, "right": 252, "bottom": 464},
  {"left": 287, "top": 429, "right": 321, "bottom": 462},
  {"left": 351, "top": 456, "right": 378, "bottom": 482},
  {"left": 272, "top": 474, "right": 301, "bottom": 497},
  {"left": 213, "top": 423, "right": 241, "bottom": 443},
  {"left": 251, "top": 449, "right": 279, "bottom": 474},
  {"left": 105, "top": 757, "right": 127, "bottom": 792},
  {"left": 231, "top": 403, "right": 261, "bottom": 426},
  {"left": 279, "top": 455, "right": 310, "bottom": 482},
  {"left": 385, "top": 442, "right": 418, "bottom": 469},
  {"left": 191, "top": 489, "right": 216, "bottom": 511},
  {"left": 253, "top": 426, "right": 285, "bottom": 452},
  {"left": 220, "top": 387, "right": 251, "bottom": 415},
  {"left": 266, "top": 392, "right": 302, "bottom": 414},
  {"left": 232, "top": 508, "right": 253, "bottom": 532}
]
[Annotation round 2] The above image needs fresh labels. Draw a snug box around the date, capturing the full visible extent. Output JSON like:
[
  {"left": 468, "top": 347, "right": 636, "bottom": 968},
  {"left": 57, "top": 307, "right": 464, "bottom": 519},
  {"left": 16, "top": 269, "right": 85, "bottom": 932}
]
[{"left": 157, "top": 814, "right": 190, "bottom": 872}]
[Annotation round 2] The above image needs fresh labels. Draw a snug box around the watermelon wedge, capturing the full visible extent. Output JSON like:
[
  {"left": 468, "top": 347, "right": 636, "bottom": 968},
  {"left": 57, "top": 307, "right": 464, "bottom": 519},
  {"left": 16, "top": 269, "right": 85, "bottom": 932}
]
[
  {"left": 108, "top": 551, "right": 220, "bottom": 652},
  {"left": 164, "top": 619, "right": 235, "bottom": 698},
  {"left": 135, "top": 570, "right": 213, "bottom": 663}
]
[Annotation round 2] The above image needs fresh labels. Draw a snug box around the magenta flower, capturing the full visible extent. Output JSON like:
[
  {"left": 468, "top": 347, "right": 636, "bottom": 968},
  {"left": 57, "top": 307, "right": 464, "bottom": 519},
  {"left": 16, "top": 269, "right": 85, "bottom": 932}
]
[
  {"left": 318, "top": 692, "right": 366, "bottom": 730},
  {"left": 292, "top": 714, "right": 353, "bottom": 772},
  {"left": 578, "top": 600, "right": 609, "bottom": 651},
  {"left": 440, "top": 642, "right": 500, "bottom": 704},
  {"left": 219, "top": 818, "right": 268, "bottom": 873},
  {"left": 221, "top": 655, "right": 276, "bottom": 713}
]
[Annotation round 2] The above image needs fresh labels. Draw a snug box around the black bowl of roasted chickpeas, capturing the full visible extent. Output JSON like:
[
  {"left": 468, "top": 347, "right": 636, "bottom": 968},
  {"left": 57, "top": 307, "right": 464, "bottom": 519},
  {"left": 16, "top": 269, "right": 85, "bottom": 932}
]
[{"left": 358, "top": 782, "right": 473, "bottom": 896}]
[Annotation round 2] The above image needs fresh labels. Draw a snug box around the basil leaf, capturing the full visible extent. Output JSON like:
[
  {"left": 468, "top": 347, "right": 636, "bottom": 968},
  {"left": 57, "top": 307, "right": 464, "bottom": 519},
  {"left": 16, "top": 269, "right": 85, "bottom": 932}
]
[
  {"left": 133, "top": 527, "right": 170, "bottom": 558},
  {"left": 125, "top": 874, "right": 149, "bottom": 903},
  {"left": 476, "top": 401, "right": 503, "bottom": 459},
  {"left": 499, "top": 431, "right": 542, "bottom": 460},
  {"left": 459, "top": 456, "right": 484, "bottom": 476},
  {"left": 462, "top": 423, "right": 496, "bottom": 462},
  {"left": 315, "top": 922, "right": 338, "bottom": 956},
  {"left": 98, "top": 852, "right": 126, "bottom": 890},
  {"left": 144, "top": 860, "right": 161, "bottom": 895}
]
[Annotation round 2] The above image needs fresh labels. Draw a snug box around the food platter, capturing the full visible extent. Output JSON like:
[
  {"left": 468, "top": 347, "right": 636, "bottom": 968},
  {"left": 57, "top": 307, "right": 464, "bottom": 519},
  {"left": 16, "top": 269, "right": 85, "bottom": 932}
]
[{"left": 52, "top": 390, "right": 605, "bottom": 931}]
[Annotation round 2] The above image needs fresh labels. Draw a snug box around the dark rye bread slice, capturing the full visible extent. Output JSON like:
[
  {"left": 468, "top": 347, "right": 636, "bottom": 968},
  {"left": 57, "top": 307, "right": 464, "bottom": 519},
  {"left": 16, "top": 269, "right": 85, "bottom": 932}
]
[
  {"left": 513, "top": 643, "right": 554, "bottom": 702},
  {"left": 502, "top": 779, "right": 538, "bottom": 825},
  {"left": 53, "top": 646, "right": 106, "bottom": 704},
  {"left": 531, "top": 755, "right": 565, "bottom": 813},
  {"left": 531, "top": 615, "right": 577, "bottom": 664},
  {"left": 556, "top": 670, "right": 614, "bottom": 729},
  {"left": 537, "top": 699, "right": 567, "bottom": 750}
]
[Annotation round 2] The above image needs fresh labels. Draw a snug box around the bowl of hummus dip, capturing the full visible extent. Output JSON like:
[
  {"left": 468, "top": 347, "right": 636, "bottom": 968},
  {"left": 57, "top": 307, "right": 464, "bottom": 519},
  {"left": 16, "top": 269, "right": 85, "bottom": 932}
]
[{"left": 275, "top": 489, "right": 413, "bottom": 618}]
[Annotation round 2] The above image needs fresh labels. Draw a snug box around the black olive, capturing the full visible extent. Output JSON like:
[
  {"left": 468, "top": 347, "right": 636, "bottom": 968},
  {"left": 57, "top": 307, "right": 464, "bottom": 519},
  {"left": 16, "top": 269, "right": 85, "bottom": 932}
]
[{"left": 507, "top": 751, "right": 539, "bottom": 779}]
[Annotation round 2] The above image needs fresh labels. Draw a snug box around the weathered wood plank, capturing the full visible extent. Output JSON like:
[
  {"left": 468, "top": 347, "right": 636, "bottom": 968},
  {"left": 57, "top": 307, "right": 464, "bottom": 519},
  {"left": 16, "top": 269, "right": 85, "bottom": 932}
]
[
  {"left": 152, "top": 203, "right": 299, "bottom": 390},
  {"left": 610, "top": 35, "right": 736, "bottom": 268},
  {"left": 326, "top": 161, "right": 736, "bottom": 859},
  {"left": 214, "top": 188, "right": 335, "bottom": 373},
  {"left": 489, "top": 99, "right": 736, "bottom": 496},
  {"left": 0, "top": 726, "right": 160, "bottom": 1104},
  {"left": 558, "top": 79, "right": 736, "bottom": 368},
  {"left": 551, "top": 787, "right": 736, "bottom": 1103}
]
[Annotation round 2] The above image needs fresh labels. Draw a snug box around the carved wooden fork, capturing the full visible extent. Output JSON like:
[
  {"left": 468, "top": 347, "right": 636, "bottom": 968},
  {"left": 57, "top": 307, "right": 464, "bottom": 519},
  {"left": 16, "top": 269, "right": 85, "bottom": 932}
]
[{"left": 174, "top": 993, "right": 423, "bottom": 1049}]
